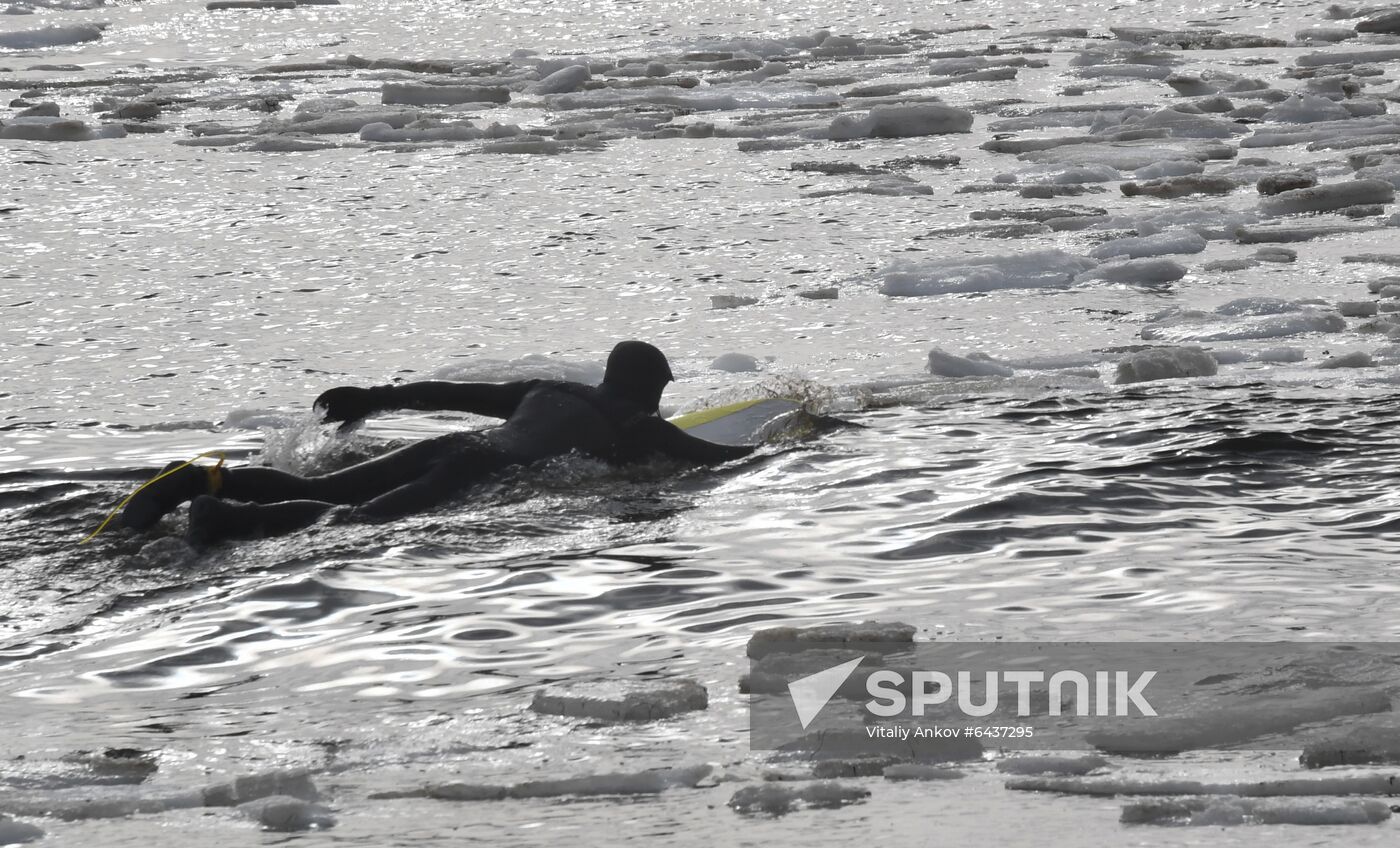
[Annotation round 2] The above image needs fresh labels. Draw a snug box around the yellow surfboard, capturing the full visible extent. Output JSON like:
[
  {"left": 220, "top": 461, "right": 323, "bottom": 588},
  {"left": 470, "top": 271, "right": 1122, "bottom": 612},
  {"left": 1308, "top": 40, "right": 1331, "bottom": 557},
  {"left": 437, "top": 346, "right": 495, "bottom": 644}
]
[{"left": 670, "top": 397, "right": 805, "bottom": 446}]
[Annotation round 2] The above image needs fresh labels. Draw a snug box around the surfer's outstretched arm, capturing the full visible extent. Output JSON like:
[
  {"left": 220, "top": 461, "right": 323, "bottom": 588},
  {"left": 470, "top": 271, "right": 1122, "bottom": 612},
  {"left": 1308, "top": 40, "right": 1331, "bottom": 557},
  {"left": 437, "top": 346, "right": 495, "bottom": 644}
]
[
  {"left": 316, "top": 380, "right": 539, "bottom": 425},
  {"left": 626, "top": 416, "right": 756, "bottom": 464}
]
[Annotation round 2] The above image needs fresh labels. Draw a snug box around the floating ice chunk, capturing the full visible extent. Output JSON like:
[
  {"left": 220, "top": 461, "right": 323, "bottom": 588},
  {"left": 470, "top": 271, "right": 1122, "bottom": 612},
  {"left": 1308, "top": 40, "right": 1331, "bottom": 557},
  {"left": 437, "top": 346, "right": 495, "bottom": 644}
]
[
  {"left": 1318, "top": 351, "right": 1375, "bottom": 368},
  {"left": 1112, "top": 205, "right": 1256, "bottom": 240},
  {"left": 1357, "top": 9, "right": 1400, "bottom": 33},
  {"left": 14, "top": 102, "right": 59, "bottom": 118},
  {"left": 1086, "top": 687, "right": 1390, "bottom": 754},
  {"left": 1336, "top": 300, "right": 1376, "bottom": 315},
  {"left": 1020, "top": 140, "right": 1234, "bottom": 171},
  {"left": 382, "top": 83, "right": 510, "bottom": 106},
  {"left": 1244, "top": 118, "right": 1400, "bottom": 149},
  {"left": 1026, "top": 164, "right": 1121, "bottom": 184},
  {"left": 201, "top": 770, "right": 320, "bottom": 806},
  {"left": 1123, "top": 797, "right": 1391, "bottom": 826},
  {"left": 827, "top": 102, "right": 973, "bottom": 139},
  {"left": 0, "top": 816, "right": 42, "bottom": 844},
  {"left": 882, "top": 765, "right": 965, "bottom": 781},
  {"left": 1077, "top": 63, "right": 1173, "bottom": 81},
  {"left": 998, "top": 352, "right": 1101, "bottom": 371},
  {"left": 1211, "top": 347, "right": 1305, "bottom": 364},
  {"left": 1076, "top": 258, "right": 1187, "bottom": 285},
  {"left": 0, "top": 770, "right": 318, "bottom": 821},
  {"left": 996, "top": 755, "right": 1108, "bottom": 776},
  {"left": 360, "top": 120, "right": 482, "bottom": 143},
  {"left": 282, "top": 109, "right": 419, "bottom": 135},
  {"left": 803, "top": 175, "right": 933, "bottom": 197},
  {"left": 1257, "top": 171, "right": 1317, "bottom": 195},
  {"left": 237, "top": 796, "right": 335, "bottom": 832},
  {"left": 1259, "top": 179, "right": 1395, "bottom": 215},
  {"left": 1349, "top": 254, "right": 1400, "bottom": 267},
  {"left": 1214, "top": 297, "right": 1309, "bottom": 316},
  {"left": 1120, "top": 175, "right": 1236, "bottom": 198},
  {"left": 476, "top": 137, "right": 601, "bottom": 154},
  {"left": 1091, "top": 229, "right": 1207, "bottom": 260},
  {"left": 729, "top": 782, "right": 868, "bottom": 815},
  {"left": 1296, "top": 26, "right": 1359, "bottom": 41},
  {"left": 1263, "top": 94, "right": 1353, "bottom": 124},
  {"left": 710, "top": 353, "right": 760, "bottom": 372},
  {"left": 294, "top": 97, "right": 358, "bottom": 116},
  {"left": 1302, "top": 721, "right": 1400, "bottom": 768},
  {"left": 1204, "top": 258, "right": 1259, "bottom": 272},
  {"left": 1142, "top": 309, "right": 1345, "bottom": 342},
  {"left": 0, "top": 22, "right": 104, "bottom": 49},
  {"left": 1008, "top": 772, "right": 1400, "bottom": 797},
  {"left": 1132, "top": 159, "right": 1203, "bottom": 180},
  {"left": 242, "top": 136, "right": 338, "bottom": 152},
  {"left": 1257, "top": 346, "right": 1306, "bottom": 362},
  {"left": 389, "top": 765, "right": 712, "bottom": 801},
  {"left": 549, "top": 85, "right": 837, "bottom": 112},
  {"left": 1296, "top": 47, "right": 1400, "bottom": 68},
  {"left": 1237, "top": 222, "right": 1379, "bottom": 242},
  {"left": 1254, "top": 246, "right": 1296, "bottom": 263},
  {"left": 0, "top": 116, "right": 125, "bottom": 141},
  {"left": 531, "top": 64, "right": 590, "bottom": 94},
  {"left": 1115, "top": 347, "right": 1217, "bottom": 384},
  {"left": 1117, "top": 107, "right": 1244, "bottom": 139},
  {"left": 747, "top": 621, "right": 914, "bottom": 659},
  {"left": 878, "top": 250, "right": 1097, "bottom": 296},
  {"left": 927, "top": 348, "right": 1015, "bottom": 378},
  {"left": 1356, "top": 164, "right": 1400, "bottom": 190},
  {"left": 530, "top": 677, "right": 707, "bottom": 721}
]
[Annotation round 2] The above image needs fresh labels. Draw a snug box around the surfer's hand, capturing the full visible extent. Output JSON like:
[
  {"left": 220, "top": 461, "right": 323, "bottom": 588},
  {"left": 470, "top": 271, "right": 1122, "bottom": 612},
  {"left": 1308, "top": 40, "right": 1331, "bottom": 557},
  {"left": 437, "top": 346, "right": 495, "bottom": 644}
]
[{"left": 315, "top": 386, "right": 379, "bottom": 426}]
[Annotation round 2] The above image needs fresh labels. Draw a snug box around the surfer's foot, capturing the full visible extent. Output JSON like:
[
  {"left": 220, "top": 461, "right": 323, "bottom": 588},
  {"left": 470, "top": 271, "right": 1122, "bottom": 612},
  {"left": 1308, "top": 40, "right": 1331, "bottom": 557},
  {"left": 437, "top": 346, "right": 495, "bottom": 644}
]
[
  {"left": 187, "top": 495, "right": 258, "bottom": 546},
  {"left": 121, "top": 463, "right": 214, "bottom": 531}
]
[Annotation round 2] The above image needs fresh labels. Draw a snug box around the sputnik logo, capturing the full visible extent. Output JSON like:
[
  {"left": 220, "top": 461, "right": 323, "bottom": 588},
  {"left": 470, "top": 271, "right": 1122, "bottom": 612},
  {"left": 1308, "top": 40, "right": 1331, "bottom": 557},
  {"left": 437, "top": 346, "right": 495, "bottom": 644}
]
[{"left": 787, "top": 657, "right": 864, "bottom": 729}]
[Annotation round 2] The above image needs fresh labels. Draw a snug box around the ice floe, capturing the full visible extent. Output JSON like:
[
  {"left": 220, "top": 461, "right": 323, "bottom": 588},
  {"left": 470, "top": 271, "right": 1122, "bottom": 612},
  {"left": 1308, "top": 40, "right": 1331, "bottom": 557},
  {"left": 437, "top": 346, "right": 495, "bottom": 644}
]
[
  {"left": 1089, "top": 229, "right": 1206, "bottom": 260},
  {"left": 728, "top": 781, "right": 868, "bottom": 816},
  {"left": 878, "top": 250, "right": 1097, "bottom": 296},
  {"left": 1085, "top": 687, "right": 1391, "bottom": 754},
  {"left": 1114, "top": 347, "right": 1218, "bottom": 384},
  {"left": 1258, "top": 178, "right": 1396, "bottom": 215},
  {"left": 0, "top": 769, "right": 319, "bottom": 820},
  {"left": 0, "top": 116, "right": 125, "bottom": 141},
  {"left": 1122, "top": 797, "right": 1391, "bottom": 826},
  {"left": 0, "top": 22, "right": 104, "bottom": 50},
  {"left": 529, "top": 677, "right": 708, "bottom": 721},
  {"left": 1008, "top": 771, "right": 1400, "bottom": 797},
  {"left": 375, "top": 765, "right": 712, "bottom": 801},
  {"left": 1142, "top": 307, "right": 1345, "bottom": 343},
  {"left": 1075, "top": 258, "right": 1187, "bottom": 285},
  {"left": 237, "top": 796, "right": 335, "bottom": 831},
  {"left": 927, "top": 349, "right": 1015, "bottom": 378}
]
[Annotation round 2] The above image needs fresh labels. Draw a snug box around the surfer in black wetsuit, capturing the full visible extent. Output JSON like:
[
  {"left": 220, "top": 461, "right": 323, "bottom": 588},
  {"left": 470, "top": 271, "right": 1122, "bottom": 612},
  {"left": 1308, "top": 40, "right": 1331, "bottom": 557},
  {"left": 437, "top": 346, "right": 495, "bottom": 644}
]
[{"left": 120, "top": 341, "right": 755, "bottom": 543}]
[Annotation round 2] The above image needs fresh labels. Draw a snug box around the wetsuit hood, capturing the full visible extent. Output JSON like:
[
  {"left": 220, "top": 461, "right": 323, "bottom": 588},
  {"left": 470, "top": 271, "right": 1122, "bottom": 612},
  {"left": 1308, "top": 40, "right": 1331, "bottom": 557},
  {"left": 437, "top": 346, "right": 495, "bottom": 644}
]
[{"left": 601, "top": 341, "right": 674, "bottom": 413}]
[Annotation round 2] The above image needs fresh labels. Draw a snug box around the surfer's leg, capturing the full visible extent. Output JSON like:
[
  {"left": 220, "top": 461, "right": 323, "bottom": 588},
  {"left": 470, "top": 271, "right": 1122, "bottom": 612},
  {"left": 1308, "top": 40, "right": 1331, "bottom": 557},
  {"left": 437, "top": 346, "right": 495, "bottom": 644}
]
[
  {"left": 122, "top": 436, "right": 459, "bottom": 530},
  {"left": 220, "top": 437, "right": 455, "bottom": 504},
  {"left": 187, "top": 495, "right": 335, "bottom": 545},
  {"left": 350, "top": 442, "right": 516, "bottom": 522}
]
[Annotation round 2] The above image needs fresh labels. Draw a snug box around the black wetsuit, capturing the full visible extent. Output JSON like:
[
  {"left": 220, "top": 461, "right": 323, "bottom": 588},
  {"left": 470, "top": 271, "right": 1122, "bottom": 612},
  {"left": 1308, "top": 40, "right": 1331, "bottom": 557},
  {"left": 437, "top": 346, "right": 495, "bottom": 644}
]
[{"left": 183, "top": 378, "right": 754, "bottom": 541}]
